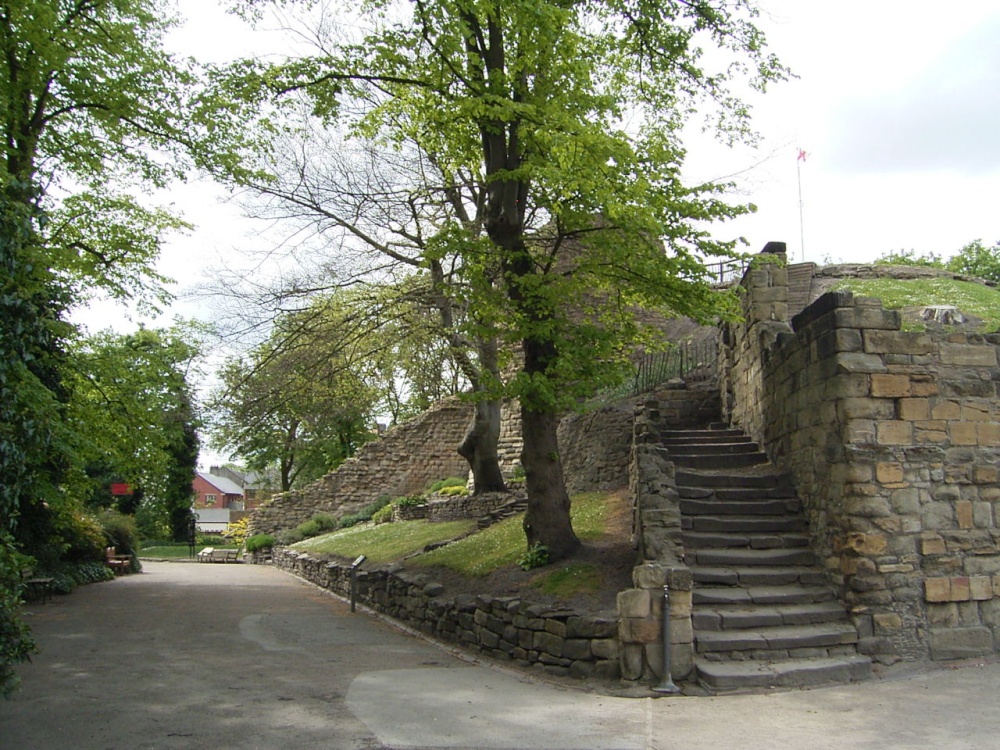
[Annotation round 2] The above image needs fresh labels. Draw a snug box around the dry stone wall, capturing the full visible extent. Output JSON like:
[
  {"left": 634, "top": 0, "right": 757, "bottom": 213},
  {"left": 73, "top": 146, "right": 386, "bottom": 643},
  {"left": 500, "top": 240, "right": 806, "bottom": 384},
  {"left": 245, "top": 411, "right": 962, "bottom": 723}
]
[
  {"left": 721, "top": 253, "right": 1000, "bottom": 663},
  {"left": 272, "top": 548, "right": 621, "bottom": 681}
]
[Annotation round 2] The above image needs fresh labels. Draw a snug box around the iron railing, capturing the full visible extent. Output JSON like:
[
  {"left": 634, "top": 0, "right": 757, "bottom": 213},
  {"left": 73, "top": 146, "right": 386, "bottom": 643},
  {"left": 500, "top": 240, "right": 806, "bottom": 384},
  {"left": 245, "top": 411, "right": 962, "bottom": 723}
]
[{"left": 590, "top": 336, "right": 719, "bottom": 406}]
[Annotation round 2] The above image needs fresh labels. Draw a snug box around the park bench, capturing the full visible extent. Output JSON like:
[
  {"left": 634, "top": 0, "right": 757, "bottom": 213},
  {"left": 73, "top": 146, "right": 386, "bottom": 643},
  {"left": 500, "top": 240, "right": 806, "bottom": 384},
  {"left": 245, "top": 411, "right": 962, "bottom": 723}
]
[
  {"left": 105, "top": 546, "right": 131, "bottom": 575},
  {"left": 197, "top": 547, "right": 242, "bottom": 563}
]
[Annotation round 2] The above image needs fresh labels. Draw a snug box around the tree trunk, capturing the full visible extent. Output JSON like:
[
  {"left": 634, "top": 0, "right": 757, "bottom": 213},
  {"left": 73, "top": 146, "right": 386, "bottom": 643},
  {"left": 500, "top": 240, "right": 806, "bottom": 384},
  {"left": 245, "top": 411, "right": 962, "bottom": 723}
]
[
  {"left": 458, "top": 397, "right": 506, "bottom": 493},
  {"left": 520, "top": 402, "right": 580, "bottom": 562}
]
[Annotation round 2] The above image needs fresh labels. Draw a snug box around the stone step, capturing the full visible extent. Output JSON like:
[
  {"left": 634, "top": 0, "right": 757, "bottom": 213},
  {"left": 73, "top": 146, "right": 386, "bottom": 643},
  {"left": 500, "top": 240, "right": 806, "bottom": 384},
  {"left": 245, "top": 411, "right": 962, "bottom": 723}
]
[
  {"left": 682, "top": 531, "right": 811, "bottom": 550},
  {"left": 686, "top": 547, "right": 817, "bottom": 567},
  {"left": 661, "top": 429, "right": 746, "bottom": 442},
  {"left": 680, "top": 498, "right": 802, "bottom": 517},
  {"left": 693, "top": 584, "right": 838, "bottom": 606},
  {"left": 677, "top": 485, "right": 799, "bottom": 501},
  {"left": 691, "top": 565, "right": 830, "bottom": 587},
  {"left": 695, "top": 622, "right": 859, "bottom": 653},
  {"left": 671, "top": 452, "right": 768, "bottom": 470},
  {"left": 675, "top": 470, "right": 792, "bottom": 489},
  {"left": 693, "top": 601, "right": 849, "bottom": 631},
  {"left": 683, "top": 515, "right": 807, "bottom": 533},
  {"left": 666, "top": 442, "right": 762, "bottom": 457},
  {"left": 695, "top": 654, "right": 871, "bottom": 692}
]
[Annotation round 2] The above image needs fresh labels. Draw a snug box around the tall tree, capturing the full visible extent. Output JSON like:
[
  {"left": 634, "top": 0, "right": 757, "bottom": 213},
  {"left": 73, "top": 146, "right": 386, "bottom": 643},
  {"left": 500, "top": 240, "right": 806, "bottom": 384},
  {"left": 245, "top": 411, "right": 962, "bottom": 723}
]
[
  {"left": 209, "top": 293, "right": 385, "bottom": 491},
  {"left": 65, "top": 325, "right": 203, "bottom": 538},
  {"left": 220, "top": 123, "right": 508, "bottom": 492},
  {"left": 232, "top": 0, "right": 785, "bottom": 560}
]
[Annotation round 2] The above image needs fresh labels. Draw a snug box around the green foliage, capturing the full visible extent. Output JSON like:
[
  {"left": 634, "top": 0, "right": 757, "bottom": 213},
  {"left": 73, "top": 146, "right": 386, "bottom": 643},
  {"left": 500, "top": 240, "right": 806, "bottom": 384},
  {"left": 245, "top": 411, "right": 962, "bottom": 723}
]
[
  {"left": 437, "top": 485, "right": 469, "bottom": 497},
  {"left": 337, "top": 497, "right": 393, "bottom": 529},
  {"left": 394, "top": 496, "right": 426, "bottom": 508},
  {"left": 874, "top": 249, "right": 946, "bottom": 268},
  {"left": 97, "top": 510, "right": 139, "bottom": 557},
  {"left": 246, "top": 534, "right": 276, "bottom": 553},
  {"left": 48, "top": 561, "right": 116, "bottom": 595},
  {"left": 0, "top": 534, "right": 37, "bottom": 697},
  {"left": 946, "top": 240, "right": 1000, "bottom": 283},
  {"left": 428, "top": 477, "right": 469, "bottom": 493},
  {"left": 276, "top": 528, "right": 306, "bottom": 545},
  {"left": 208, "top": 293, "right": 380, "bottom": 492},
  {"left": 371, "top": 504, "right": 395, "bottom": 525},
  {"left": 518, "top": 543, "right": 550, "bottom": 571}
]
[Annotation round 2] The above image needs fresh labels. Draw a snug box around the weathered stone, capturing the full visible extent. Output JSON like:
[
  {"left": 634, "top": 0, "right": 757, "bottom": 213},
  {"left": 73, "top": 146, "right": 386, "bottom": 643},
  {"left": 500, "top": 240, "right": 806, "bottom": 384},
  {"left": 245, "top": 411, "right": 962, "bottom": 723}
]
[{"left": 929, "top": 627, "right": 994, "bottom": 660}]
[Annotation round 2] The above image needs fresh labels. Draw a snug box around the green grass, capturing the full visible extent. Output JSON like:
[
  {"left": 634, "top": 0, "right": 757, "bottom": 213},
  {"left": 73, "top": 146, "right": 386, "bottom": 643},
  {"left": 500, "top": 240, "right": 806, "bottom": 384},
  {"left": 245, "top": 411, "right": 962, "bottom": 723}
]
[
  {"left": 529, "top": 563, "right": 602, "bottom": 597},
  {"left": 291, "top": 519, "right": 476, "bottom": 563},
  {"left": 288, "top": 491, "right": 618, "bottom": 579},
  {"left": 140, "top": 544, "right": 237, "bottom": 558},
  {"left": 412, "top": 491, "right": 614, "bottom": 577},
  {"left": 834, "top": 277, "right": 1000, "bottom": 332}
]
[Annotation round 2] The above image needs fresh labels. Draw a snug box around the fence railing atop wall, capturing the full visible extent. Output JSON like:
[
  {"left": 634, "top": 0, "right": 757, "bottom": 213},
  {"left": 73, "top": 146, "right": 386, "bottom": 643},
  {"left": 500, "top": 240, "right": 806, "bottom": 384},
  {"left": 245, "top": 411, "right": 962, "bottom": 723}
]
[
  {"left": 705, "top": 258, "right": 750, "bottom": 286},
  {"left": 590, "top": 336, "right": 719, "bottom": 407}
]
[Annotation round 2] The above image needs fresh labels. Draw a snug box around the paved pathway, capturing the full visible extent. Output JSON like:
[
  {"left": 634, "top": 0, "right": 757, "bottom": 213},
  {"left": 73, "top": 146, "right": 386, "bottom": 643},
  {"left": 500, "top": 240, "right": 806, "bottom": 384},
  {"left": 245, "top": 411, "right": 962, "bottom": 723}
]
[{"left": 1, "top": 561, "right": 998, "bottom": 749}]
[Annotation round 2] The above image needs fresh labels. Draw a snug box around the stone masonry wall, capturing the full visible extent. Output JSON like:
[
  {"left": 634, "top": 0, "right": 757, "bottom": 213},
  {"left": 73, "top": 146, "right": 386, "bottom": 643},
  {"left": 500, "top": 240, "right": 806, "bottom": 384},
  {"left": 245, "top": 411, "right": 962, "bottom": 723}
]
[
  {"left": 272, "top": 547, "right": 621, "bottom": 681},
  {"left": 497, "top": 400, "right": 634, "bottom": 493},
  {"left": 252, "top": 395, "right": 636, "bottom": 537},
  {"left": 615, "top": 387, "right": 719, "bottom": 683},
  {"left": 721, "top": 254, "right": 1000, "bottom": 663},
  {"left": 249, "top": 399, "right": 473, "bottom": 535}
]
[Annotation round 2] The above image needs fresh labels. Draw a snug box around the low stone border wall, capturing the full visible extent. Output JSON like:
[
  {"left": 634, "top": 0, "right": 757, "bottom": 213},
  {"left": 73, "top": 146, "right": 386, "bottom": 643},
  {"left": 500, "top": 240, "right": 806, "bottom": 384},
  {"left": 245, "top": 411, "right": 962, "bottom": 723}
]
[{"left": 271, "top": 547, "right": 621, "bottom": 681}]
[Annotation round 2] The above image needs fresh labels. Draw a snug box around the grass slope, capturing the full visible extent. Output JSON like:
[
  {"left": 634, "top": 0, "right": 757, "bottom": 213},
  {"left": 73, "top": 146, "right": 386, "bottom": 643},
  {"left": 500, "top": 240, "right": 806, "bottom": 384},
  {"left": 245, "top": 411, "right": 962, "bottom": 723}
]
[
  {"left": 289, "top": 492, "right": 618, "bottom": 595},
  {"left": 834, "top": 276, "right": 1000, "bottom": 332}
]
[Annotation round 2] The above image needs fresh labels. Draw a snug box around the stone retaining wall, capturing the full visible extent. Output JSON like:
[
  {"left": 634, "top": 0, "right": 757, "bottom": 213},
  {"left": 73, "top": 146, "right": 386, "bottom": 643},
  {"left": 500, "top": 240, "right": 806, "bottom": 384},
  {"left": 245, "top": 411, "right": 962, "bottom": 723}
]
[
  {"left": 720, "top": 252, "right": 1000, "bottom": 663},
  {"left": 615, "top": 387, "right": 714, "bottom": 684},
  {"left": 272, "top": 548, "right": 621, "bottom": 680}
]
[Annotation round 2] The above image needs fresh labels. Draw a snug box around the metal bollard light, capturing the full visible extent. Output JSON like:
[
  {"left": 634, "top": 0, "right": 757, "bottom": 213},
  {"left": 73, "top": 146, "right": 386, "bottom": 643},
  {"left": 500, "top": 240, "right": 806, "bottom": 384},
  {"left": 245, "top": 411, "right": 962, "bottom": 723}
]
[
  {"left": 350, "top": 555, "right": 367, "bottom": 612},
  {"left": 653, "top": 583, "right": 681, "bottom": 693}
]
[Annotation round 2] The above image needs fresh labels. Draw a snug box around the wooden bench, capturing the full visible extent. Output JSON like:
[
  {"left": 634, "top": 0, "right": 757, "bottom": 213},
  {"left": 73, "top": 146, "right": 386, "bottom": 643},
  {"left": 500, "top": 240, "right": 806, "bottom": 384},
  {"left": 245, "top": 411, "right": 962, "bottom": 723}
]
[
  {"left": 105, "top": 547, "right": 131, "bottom": 575},
  {"left": 198, "top": 547, "right": 242, "bottom": 563},
  {"left": 197, "top": 547, "right": 215, "bottom": 562}
]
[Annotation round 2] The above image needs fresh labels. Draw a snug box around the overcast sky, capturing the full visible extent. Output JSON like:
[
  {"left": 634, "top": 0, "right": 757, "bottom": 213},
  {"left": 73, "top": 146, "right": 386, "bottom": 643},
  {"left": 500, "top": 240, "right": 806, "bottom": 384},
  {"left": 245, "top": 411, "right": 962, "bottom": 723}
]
[{"left": 77, "top": 0, "right": 1000, "bottom": 323}]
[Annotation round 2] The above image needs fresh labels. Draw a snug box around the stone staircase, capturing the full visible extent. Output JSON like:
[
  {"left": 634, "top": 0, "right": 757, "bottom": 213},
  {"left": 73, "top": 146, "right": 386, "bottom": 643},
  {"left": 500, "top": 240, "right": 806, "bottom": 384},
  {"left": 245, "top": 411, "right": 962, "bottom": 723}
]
[
  {"left": 786, "top": 262, "right": 816, "bottom": 318},
  {"left": 662, "top": 424, "right": 872, "bottom": 692}
]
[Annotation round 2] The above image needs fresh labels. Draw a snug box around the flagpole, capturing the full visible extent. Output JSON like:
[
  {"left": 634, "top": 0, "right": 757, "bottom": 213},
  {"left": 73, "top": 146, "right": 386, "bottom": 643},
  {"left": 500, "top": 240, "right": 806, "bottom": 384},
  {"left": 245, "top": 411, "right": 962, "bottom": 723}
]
[{"left": 796, "top": 149, "right": 806, "bottom": 262}]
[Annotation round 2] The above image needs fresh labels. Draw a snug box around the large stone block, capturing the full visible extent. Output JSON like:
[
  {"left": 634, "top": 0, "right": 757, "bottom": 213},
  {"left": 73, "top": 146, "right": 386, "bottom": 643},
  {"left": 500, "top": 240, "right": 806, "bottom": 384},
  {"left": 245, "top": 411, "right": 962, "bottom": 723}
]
[
  {"left": 871, "top": 373, "right": 911, "bottom": 398},
  {"left": 939, "top": 343, "right": 998, "bottom": 367},
  {"left": 929, "top": 627, "right": 994, "bottom": 660},
  {"left": 617, "top": 589, "right": 652, "bottom": 618}
]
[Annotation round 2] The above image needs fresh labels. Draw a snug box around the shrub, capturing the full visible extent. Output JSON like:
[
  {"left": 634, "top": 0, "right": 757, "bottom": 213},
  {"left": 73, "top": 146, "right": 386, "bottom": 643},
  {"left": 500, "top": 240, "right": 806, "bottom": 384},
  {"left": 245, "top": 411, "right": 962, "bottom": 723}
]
[
  {"left": 338, "top": 496, "right": 393, "bottom": 529},
  {"left": 246, "top": 534, "right": 276, "bottom": 553},
  {"left": 1, "top": 535, "right": 37, "bottom": 697},
  {"left": 312, "top": 513, "right": 338, "bottom": 532},
  {"left": 428, "top": 476, "right": 468, "bottom": 493},
  {"left": 296, "top": 519, "right": 322, "bottom": 538},
  {"left": 437, "top": 485, "right": 468, "bottom": 497},
  {"left": 98, "top": 509, "right": 139, "bottom": 556},
  {"left": 276, "top": 527, "right": 305, "bottom": 545},
  {"left": 517, "top": 543, "right": 549, "bottom": 571},
  {"left": 223, "top": 517, "right": 251, "bottom": 547},
  {"left": 371, "top": 504, "right": 394, "bottom": 525},
  {"left": 395, "top": 495, "right": 425, "bottom": 508}
]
